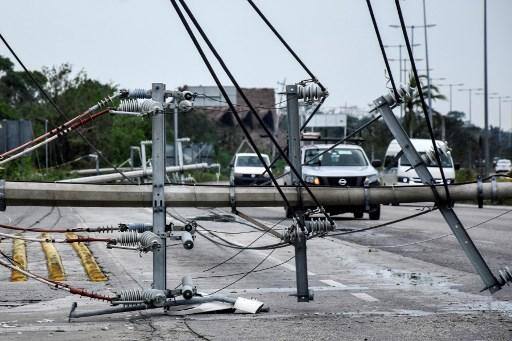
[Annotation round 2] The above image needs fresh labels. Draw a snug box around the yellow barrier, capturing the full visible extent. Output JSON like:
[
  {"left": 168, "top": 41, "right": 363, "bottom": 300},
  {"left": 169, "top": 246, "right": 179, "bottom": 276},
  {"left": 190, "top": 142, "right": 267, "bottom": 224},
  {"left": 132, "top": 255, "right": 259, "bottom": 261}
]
[
  {"left": 66, "top": 232, "right": 107, "bottom": 282},
  {"left": 10, "top": 236, "right": 27, "bottom": 282},
  {"left": 40, "top": 233, "right": 66, "bottom": 281}
]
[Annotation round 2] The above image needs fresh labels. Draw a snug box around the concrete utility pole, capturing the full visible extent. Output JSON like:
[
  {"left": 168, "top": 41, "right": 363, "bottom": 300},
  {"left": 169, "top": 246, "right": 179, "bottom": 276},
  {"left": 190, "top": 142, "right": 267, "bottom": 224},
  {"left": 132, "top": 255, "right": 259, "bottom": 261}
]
[
  {"left": 459, "top": 88, "right": 483, "bottom": 123},
  {"left": 3, "top": 181, "right": 511, "bottom": 208},
  {"left": 151, "top": 83, "right": 167, "bottom": 291},
  {"left": 286, "top": 84, "right": 310, "bottom": 302}
]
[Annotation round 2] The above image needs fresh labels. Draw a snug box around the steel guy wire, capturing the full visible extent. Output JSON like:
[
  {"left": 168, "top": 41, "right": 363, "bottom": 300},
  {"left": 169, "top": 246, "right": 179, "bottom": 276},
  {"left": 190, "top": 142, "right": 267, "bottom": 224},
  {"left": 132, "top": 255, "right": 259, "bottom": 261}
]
[
  {"left": 366, "top": 0, "right": 400, "bottom": 100},
  {"left": 174, "top": 0, "right": 334, "bottom": 226},
  {"left": 304, "top": 114, "right": 382, "bottom": 165},
  {"left": 246, "top": 0, "right": 328, "bottom": 132},
  {"left": 206, "top": 248, "right": 276, "bottom": 295},
  {"left": 0, "top": 255, "right": 113, "bottom": 301},
  {"left": 169, "top": 0, "right": 296, "bottom": 219},
  {"left": 167, "top": 209, "right": 288, "bottom": 250},
  {"left": 191, "top": 255, "right": 295, "bottom": 280},
  {"left": 394, "top": 0, "right": 452, "bottom": 204},
  {"left": 201, "top": 216, "right": 287, "bottom": 273},
  {"left": 327, "top": 206, "right": 438, "bottom": 237},
  {"left": 374, "top": 208, "right": 512, "bottom": 249},
  {"left": 0, "top": 33, "right": 134, "bottom": 184}
]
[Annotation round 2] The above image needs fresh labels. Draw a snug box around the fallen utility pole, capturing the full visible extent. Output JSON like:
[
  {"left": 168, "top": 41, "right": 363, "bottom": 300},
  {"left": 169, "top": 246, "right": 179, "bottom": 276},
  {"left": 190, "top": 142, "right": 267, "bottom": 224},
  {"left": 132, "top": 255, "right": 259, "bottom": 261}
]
[
  {"left": 58, "top": 163, "right": 219, "bottom": 184},
  {"left": 2, "top": 181, "right": 510, "bottom": 208}
]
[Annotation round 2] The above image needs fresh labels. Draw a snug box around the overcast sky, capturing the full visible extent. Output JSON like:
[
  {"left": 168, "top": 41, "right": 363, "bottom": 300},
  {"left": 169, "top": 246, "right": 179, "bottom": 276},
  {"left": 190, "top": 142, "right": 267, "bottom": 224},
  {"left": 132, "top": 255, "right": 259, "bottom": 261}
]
[{"left": 1, "top": 0, "right": 511, "bottom": 129}]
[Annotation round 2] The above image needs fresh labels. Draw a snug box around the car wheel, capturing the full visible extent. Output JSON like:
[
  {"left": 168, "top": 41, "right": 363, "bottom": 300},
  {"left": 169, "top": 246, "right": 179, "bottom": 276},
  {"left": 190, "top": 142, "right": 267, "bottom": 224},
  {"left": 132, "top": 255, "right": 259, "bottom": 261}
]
[
  {"left": 369, "top": 204, "right": 381, "bottom": 220},
  {"left": 353, "top": 210, "right": 364, "bottom": 219},
  {"left": 285, "top": 207, "right": 294, "bottom": 219}
]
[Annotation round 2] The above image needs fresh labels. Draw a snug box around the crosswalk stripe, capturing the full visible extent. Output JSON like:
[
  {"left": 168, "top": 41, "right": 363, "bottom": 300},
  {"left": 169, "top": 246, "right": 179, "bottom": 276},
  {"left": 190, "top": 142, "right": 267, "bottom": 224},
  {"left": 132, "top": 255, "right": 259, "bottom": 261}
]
[
  {"left": 40, "top": 233, "right": 66, "bottom": 281},
  {"left": 66, "top": 232, "right": 107, "bottom": 282},
  {"left": 10, "top": 236, "right": 27, "bottom": 282}
]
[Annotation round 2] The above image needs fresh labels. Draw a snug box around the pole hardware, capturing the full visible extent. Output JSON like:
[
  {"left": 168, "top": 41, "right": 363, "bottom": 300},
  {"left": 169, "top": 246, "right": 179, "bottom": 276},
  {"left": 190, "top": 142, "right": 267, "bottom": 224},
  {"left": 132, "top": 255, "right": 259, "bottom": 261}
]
[{"left": 477, "top": 175, "right": 484, "bottom": 208}]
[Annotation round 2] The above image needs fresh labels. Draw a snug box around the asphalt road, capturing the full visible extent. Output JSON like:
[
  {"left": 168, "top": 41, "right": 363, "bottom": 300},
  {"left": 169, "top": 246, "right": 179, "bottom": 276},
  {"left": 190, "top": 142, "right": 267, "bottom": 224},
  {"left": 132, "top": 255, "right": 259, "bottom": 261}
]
[{"left": 0, "top": 203, "right": 511, "bottom": 340}]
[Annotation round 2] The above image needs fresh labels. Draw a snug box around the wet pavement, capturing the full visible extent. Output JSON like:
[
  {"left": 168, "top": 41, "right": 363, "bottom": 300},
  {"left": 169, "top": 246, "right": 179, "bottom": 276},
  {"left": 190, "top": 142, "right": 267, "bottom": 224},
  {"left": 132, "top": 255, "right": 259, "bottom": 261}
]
[{"left": 0, "top": 204, "right": 511, "bottom": 340}]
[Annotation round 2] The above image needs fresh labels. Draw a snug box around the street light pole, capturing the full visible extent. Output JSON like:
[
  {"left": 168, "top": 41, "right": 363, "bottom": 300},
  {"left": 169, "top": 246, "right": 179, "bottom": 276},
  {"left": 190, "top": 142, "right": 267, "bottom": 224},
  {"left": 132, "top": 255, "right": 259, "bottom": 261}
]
[
  {"left": 422, "top": 0, "right": 436, "bottom": 123},
  {"left": 459, "top": 88, "right": 483, "bottom": 123},
  {"left": 503, "top": 99, "right": 512, "bottom": 148},
  {"left": 438, "top": 83, "right": 464, "bottom": 112},
  {"left": 483, "top": 0, "right": 490, "bottom": 175}
]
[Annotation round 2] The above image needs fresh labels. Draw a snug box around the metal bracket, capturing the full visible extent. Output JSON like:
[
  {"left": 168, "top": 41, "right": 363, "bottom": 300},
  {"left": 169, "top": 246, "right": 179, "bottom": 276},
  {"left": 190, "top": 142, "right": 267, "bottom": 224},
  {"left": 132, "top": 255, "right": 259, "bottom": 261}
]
[
  {"left": 477, "top": 175, "right": 484, "bottom": 208},
  {"left": 229, "top": 179, "right": 237, "bottom": 214},
  {"left": 491, "top": 176, "right": 497, "bottom": 204},
  {"left": 363, "top": 182, "right": 370, "bottom": 212},
  {"left": 374, "top": 92, "right": 502, "bottom": 293}
]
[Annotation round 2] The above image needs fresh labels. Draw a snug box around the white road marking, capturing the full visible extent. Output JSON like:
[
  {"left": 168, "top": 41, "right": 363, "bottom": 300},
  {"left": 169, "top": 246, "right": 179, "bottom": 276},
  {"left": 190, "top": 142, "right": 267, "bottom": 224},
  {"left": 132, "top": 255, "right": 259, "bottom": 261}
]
[
  {"left": 320, "top": 279, "right": 347, "bottom": 288},
  {"left": 351, "top": 292, "right": 379, "bottom": 302}
]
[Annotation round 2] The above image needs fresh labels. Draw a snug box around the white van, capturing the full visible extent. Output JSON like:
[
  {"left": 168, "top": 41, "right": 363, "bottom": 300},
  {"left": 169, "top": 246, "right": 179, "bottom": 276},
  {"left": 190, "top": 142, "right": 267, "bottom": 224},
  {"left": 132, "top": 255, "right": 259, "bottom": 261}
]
[{"left": 380, "top": 139, "right": 456, "bottom": 186}]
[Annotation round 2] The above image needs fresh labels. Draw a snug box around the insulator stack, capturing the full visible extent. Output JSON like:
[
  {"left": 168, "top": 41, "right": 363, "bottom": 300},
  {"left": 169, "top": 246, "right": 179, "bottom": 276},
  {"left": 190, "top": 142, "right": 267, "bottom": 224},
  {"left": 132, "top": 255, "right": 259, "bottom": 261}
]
[
  {"left": 95, "top": 225, "right": 117, "bottom": 234},
  {"left": 117, "top": 99, "right": 163, "bottom": 114},
  {"left": 498, "top": 267, "right": 512, "bottom": 286},
  {"left": 113, "top": 231, "right": 161, "bottom": 252},
  {"left": 115, "top": 288, "right": 167, "bottom": 307},
  {"left": 305, "top": 218, "right": 335, "bottom": 235},
  {"left": 297, "top": 83, "right": 324, "bottom": 102},
  {"left": 117, "top": 99, "right": 140, "bottom": 112},
  {"left": 138, "top": 231, "right": 161, "bottom": 252},
  {"left": 128, "top": 88, "right": 151, "bottom": 99},
  {"left": 119, "top": 223, "right": 152, "bottom": 233}
]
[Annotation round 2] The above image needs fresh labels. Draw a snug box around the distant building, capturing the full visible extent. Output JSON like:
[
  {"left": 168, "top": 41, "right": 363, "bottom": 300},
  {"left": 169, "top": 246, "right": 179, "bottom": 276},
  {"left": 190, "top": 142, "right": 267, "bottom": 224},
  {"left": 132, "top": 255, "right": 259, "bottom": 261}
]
[
  {"left": 181, "top": 85, "right": 276, "bottom": 130},
  {"left": 0, "top": 120, "right": 33, "bottom": 154}
]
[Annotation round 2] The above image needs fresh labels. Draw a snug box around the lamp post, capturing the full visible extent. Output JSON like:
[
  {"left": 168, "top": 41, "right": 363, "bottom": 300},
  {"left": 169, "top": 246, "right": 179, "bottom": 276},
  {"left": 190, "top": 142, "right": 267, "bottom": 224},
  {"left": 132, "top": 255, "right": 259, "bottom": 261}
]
[
  {"left": 503, "top": 99, "right": 512, "bottom": 148},
  {"left": 438, "top": 83, "right": 464, "bottom": 112},
  {"left": 458, "top": 88, "right": 483, "bottom": 123}
]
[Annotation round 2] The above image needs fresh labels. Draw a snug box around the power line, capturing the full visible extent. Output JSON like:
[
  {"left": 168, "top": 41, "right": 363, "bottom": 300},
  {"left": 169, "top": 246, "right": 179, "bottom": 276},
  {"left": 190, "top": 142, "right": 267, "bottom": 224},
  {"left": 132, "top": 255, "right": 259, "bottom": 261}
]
[
  {"left": 394, "top": 0, "right": 452, "bottom": 205},
  {"left": 0, "top": 33, "right": 134, "bottom": 183}
]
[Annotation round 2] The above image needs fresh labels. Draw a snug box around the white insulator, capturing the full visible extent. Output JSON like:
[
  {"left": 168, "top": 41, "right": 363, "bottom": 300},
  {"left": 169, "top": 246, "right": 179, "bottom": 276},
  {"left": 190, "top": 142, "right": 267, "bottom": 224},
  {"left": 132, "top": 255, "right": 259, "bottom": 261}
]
[
  {"left": 297, "top": 84, "right": 324, "bottom": 102},
  {"left": 117, "top": 288, "right": 166, "bottom": 307},
  {"left": 178, "top": 99, "right": 193, "bottom": 112},
  {"left": 128, "top": 88, "right": 151, "bottom": 99},
  {"left": 114, "top": 231, "right": 140, "bottom": 247},
  {"left": 117, "top": 99, "right": 140, "bottom": 112},
  {"left": 139, "top": 231, "right": 161, "bottom": 252},
  {"left": 139, "top": 100, "right": 163, "bottom": 114}
]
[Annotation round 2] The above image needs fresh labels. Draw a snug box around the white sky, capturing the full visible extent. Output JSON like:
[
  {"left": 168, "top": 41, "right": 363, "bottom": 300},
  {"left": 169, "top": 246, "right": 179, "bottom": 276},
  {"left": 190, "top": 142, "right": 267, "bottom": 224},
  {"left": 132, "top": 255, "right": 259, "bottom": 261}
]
[{"left": 1, "top": 0, "right": 511, "bottom": 129}]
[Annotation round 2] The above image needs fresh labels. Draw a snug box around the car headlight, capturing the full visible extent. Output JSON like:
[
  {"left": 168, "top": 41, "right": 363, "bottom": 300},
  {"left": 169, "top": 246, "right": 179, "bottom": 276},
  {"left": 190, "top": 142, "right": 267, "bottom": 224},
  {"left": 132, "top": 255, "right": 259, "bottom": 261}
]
[
  {"left": 398, "top": 176, "right": 409, "bottom": 183},
  {"left": 365, "top": 174, "right": 379, "bottom": 185},
  {"left": 304, "top": 175, "right": 321, "bottom": 185}
]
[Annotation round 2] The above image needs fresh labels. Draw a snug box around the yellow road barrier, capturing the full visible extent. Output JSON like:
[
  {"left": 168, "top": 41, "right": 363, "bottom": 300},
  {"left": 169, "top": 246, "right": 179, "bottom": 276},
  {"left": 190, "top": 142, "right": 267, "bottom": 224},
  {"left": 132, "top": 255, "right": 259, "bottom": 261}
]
[
  {"left": 10, "top": 236, "right": 27, "bottom": 282},
  {"left": 40, "top": 233, "right": 66, "bottom": 281},
  {"left": 66, "top": 232, "right": 107, "bottom": 282}
]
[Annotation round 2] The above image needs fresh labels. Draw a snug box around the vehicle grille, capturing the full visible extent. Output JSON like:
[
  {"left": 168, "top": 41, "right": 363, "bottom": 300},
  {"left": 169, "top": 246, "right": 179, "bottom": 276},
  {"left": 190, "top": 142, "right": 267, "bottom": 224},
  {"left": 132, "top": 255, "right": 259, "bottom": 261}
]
[{"left": 321, "top": 176, "right": 366, "bottom": 187}]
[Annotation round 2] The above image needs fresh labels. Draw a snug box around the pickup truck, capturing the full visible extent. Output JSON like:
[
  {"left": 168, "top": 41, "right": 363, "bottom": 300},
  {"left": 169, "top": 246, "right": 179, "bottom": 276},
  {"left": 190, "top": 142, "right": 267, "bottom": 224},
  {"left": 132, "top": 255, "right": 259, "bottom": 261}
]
[{"left": 283, "top": 144, "right": 381, "bottom": 219}]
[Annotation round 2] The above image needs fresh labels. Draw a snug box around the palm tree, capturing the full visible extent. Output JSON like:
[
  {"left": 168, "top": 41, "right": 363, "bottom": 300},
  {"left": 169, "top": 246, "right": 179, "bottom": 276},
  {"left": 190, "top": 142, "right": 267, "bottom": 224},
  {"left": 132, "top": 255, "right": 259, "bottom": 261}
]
[{"left": 402, "top": 74, "right": 446, "bottom": 137}]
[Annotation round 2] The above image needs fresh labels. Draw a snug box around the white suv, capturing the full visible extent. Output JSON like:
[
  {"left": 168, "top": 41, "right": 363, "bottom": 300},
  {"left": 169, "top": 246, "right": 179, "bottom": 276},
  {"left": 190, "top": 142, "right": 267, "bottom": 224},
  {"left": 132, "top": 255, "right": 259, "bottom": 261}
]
[
  {"left": 283, "top": 144, "right": 381, "bottom": 219},
  {"left": 231, "top": 153, "right": 271, "bottom": 185}
]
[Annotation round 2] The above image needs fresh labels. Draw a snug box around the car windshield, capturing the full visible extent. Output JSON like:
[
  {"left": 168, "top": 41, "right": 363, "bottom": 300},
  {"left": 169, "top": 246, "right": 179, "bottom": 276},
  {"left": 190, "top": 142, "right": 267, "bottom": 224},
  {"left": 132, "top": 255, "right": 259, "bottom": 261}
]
[
  {"left": 497, "top": 160, "right": 510, "bottom": 165},
  {"left": 236, "top": 155, "right": 269, "bottom": 167},
  {"left": 400, "top": 151, "right": 453, "bottom": 168},
  {"left": 304, "top": 148, "right": 368, "bottom": 166}
]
